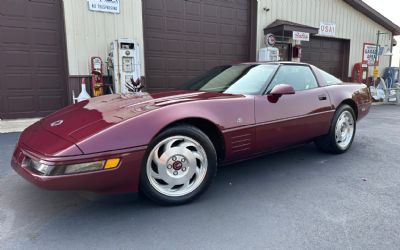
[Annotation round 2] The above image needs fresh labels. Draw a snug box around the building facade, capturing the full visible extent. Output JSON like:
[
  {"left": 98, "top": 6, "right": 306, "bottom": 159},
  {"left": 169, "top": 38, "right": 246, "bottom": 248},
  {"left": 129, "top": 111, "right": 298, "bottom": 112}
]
[
  {"left": 257, "top": 0, "right": 398, "bottom": 80},
  {"left": 0, "top": 0, "right": 399, "bottom": 119}
]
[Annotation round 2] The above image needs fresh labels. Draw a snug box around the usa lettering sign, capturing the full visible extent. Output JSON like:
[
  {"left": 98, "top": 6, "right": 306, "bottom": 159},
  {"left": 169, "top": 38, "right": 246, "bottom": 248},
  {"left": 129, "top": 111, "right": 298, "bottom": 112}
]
[
  {"left": 319, "top": 22, "right": 336, "bottom": 36},
  {"left": 362, "top": 43, "right": 380, "bottom": 66},
  {"left": 292, "top": 31, "right": 310, "bottom": 41},
  {"left": 88, "top": 0, "right": 120, "bottom": 14}
]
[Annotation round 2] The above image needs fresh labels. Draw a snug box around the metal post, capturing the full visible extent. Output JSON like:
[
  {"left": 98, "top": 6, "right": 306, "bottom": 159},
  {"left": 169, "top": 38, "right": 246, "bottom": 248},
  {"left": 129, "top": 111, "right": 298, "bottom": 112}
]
[
  {"left": 389, "top": 36, "right": 393, "bottom": 68},
  {"left": 373, "top": 30, "right": 380, "bottom": 81},
  {"left": 374, "top": 31, "right": 380, "bottom": 66},
  {"left": 398, "top": 51, "right": 400, "bottom": 105}
]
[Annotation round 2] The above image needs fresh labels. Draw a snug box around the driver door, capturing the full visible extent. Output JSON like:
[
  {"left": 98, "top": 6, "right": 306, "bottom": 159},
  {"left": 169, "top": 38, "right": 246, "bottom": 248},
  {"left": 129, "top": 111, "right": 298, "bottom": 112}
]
[{"left": 254, "top": 65, "right": 333, "bottom": 154}]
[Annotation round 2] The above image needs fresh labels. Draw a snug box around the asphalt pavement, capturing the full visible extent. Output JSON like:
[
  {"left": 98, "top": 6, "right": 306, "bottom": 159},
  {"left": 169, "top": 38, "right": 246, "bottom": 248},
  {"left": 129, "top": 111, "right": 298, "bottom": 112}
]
[{"left": 0, "top": 105, "right": 399, "bottom": 250}]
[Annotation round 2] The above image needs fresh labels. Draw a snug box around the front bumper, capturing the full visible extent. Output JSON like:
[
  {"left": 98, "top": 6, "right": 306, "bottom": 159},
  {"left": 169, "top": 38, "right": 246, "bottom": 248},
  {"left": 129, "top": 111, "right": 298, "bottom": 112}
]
[{"left": 11, "top": 144, "right": 146, "bottom": 193}]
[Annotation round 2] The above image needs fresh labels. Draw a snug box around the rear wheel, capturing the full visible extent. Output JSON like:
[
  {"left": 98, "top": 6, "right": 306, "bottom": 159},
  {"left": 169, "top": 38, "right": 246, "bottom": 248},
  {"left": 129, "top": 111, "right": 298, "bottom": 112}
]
[
  {"left": 140, "top": 125, "right": 217, "bottom": 205},
  {"left": 315, "top": 104, "right": 356, "bottom": 154}
]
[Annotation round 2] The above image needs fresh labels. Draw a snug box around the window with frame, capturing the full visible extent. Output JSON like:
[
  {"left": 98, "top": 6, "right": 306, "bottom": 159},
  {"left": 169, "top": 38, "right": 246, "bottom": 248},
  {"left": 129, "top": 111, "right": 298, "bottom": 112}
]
[
  {"left": 266, "top": 65, "right": 318, "bottom": 93},
  {"left": 181, "top": 64, "right": 278, "bottom": 95},
  {"left": 319, "top": 69, "right": 343, "bottom": 85}
]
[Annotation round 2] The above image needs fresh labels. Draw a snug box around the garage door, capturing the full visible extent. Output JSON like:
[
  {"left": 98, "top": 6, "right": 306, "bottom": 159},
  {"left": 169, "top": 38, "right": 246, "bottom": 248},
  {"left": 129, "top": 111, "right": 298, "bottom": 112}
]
[
  {"left": 0, "top": 0, "right": 67, "bottom": 119},
  {"left": 143, "top": 0, "right": 251, "bottom": 90},
  {"left": 302, "top": 37, "right": 349, "bottom": 80}
]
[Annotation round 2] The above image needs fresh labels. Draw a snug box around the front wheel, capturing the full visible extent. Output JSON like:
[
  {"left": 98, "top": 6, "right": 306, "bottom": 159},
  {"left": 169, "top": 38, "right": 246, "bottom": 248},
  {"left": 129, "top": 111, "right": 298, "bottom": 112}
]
[
  {"left": 315, "top": 104, "right": 356, "bottom": 154},
  {"left": 140, "top": 125, "right": 217, "bottom": 205}
]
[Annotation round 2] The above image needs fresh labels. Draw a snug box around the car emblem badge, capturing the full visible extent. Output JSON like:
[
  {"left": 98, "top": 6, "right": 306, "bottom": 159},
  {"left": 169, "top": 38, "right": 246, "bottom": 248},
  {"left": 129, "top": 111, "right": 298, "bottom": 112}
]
[{"left": 50, "top": 120, "right": 64, "bottom": 127}]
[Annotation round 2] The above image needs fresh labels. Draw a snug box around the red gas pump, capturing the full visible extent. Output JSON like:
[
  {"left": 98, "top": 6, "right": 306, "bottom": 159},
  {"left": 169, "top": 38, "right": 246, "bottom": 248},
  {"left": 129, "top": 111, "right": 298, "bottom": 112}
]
[
  {"left": 351, "top": 63, "right": 369, "bottom": 84},
  {"left": 292, "top": 45, "right": 302, "bottom": 59},
  {"left": 91, "top": 57, "right": 104, "bottom": 97}
]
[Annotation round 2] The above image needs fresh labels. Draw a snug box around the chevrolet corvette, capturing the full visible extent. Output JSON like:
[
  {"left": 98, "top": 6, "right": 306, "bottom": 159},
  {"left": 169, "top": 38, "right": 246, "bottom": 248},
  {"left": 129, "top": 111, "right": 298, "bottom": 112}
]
[{"left": 11, "top": 62, "right": 371, "bottom": 205}]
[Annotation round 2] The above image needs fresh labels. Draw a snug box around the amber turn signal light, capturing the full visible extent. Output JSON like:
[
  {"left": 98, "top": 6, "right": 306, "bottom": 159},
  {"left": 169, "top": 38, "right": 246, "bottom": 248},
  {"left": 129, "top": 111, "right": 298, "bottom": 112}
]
[{"left": 104, "top": 158, "right": 121, "bottom": 169}]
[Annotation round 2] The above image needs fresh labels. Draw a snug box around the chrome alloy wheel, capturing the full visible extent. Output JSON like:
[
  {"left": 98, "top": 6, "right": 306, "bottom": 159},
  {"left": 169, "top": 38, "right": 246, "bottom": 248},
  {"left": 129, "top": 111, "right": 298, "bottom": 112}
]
[
  {"left": 146, "top": 136, "right": 208, "bottom": 197},
  {"left": 335, "top": 110, "right": 355, "bottom": 150}
]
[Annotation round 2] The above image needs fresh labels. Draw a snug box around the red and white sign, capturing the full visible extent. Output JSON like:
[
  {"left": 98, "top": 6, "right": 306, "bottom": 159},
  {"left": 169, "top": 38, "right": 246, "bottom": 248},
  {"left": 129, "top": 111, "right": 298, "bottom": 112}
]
[
  {"left": 293, "top": 31, "right": 310, "bottom": 41},
  {"left": 319, "top": 22, "right": 336, "bottom": 36},
  {"left": 362, "top": 43, "right": 380, "bottom": 66}
]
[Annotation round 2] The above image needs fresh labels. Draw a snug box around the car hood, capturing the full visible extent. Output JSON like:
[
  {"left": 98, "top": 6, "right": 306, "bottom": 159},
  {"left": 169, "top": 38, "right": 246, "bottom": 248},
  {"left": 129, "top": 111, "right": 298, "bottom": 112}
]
[{"left": 40, "top": 90, "right": 241, "bottom": 144}]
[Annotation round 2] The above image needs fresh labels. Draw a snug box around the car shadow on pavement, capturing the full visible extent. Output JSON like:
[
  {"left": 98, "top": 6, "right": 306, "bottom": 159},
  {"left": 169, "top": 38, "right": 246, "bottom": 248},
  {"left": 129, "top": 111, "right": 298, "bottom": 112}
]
[
  {"left": 72, "top": 141, "right": 348, "bottom": 215},
  {"left": 74, "top": 142, "right": 338, "bottom": 206},
  {"left": 1, "top": 141, "right": 365, "bottom": 248}
]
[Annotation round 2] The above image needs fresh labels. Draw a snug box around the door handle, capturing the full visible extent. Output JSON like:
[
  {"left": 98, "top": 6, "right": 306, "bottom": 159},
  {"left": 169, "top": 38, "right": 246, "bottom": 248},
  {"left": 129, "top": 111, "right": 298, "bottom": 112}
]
[{"left": 318, "top": 94, "right": 327, "bottom": 101}]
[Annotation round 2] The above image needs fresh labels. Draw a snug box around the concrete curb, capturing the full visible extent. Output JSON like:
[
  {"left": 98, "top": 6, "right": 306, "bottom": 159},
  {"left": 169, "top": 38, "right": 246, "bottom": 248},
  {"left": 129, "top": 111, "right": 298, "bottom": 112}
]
[
  {"left": 0, "top": 118, "right": 41, "bottom": 133},
  {"left": 371, "top": 102, "right": 400, "bottom": 106}
]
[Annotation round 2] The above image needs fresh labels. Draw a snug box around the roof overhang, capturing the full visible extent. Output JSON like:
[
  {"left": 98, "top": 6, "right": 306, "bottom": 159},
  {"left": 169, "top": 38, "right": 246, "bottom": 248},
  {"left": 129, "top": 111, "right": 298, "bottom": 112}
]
[
  {"left": 343, "top": 0, "right": 400, "bottom": 36},
  {"left": 264, "top": 19, "right": 319, "bottom": 37}
]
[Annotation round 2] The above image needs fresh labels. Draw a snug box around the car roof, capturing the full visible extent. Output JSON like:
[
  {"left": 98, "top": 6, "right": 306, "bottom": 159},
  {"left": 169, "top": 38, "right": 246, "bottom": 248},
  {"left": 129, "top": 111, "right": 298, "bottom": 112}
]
[{"left": 239, "top": 61, "right": 311, "bottom": 66}]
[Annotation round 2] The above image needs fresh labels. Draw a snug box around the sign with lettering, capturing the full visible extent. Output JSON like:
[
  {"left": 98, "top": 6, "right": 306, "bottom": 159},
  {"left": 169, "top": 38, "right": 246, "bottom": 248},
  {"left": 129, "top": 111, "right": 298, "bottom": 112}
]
[
  {"left": 362, "top": 43, "right": 380, "bottom": 66},
  {"left": 88, "top": 0, "right": 120, "bottom": 14},
  {"left": 292, "top": 31, "right": 310, "bottom": 41},
  {"left": 319, "top": 22, "right": 336, "bottom": 36}
]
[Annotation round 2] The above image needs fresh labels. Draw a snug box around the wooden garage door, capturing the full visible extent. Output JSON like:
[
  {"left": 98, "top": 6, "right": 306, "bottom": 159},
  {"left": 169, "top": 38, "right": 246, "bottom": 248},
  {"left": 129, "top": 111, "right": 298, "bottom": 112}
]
[
  {"left": 0, "top": 0, "right": 67, "bottom": 119},
  {"left": 302, "top": 37, "right": 349, "bottom": 80},
  {"left": 143, "top": 0, "right": 251, "bottom": 90}
]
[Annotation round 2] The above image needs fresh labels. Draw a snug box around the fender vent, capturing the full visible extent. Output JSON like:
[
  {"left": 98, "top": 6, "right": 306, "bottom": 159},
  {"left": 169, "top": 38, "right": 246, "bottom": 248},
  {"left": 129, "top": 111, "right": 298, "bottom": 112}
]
[{"left": 230, "top": 133, "right": 252, "bottom": 153}]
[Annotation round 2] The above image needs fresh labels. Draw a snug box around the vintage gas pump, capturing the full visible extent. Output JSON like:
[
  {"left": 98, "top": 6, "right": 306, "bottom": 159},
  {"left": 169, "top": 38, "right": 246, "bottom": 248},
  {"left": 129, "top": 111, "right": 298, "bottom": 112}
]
[
  {"left": 292, "top": 45, "right": 302, "bottom": 59},
  {"left": 258, "top": 47, "right": 280, "bottom": 61},
  {"left": 91, "top": 57, "right": 104, "bottom": 97},
  {"left": 258, "top": 33, "right": 280, "bottom": 62},
  {"left": 107, "top": 38, "right": 142, "bottom": 94},
  {"left": 351, "top": 63, "right": 369, "bottom": 83}
]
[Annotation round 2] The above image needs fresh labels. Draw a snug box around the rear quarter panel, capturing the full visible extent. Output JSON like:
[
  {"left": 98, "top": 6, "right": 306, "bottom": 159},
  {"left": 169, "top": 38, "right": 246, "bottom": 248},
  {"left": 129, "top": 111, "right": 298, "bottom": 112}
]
[{"left": 324, "top": 83, "right": 371, "bottom": 120}]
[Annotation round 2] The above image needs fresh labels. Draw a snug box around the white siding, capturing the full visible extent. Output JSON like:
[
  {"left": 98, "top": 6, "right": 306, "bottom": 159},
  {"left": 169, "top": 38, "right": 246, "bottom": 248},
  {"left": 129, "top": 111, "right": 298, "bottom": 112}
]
[
  {"left": 63, "top": 0, "right": 144, "bottom": 76},
  {"left": 256, "top": 0, "right": 393, "bottom": 77}
]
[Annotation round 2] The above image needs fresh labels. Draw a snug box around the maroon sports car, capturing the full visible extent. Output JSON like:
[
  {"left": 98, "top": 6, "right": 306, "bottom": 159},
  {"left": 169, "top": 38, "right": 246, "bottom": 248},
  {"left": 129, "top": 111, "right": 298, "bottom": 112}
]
[{"left": 12, "top": 62, "right": 371, "bottom": 205}]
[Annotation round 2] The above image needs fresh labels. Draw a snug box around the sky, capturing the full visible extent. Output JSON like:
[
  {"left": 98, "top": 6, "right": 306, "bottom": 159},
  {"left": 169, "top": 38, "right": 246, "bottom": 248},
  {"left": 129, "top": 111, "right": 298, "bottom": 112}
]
[{"left": 363, "top": 0, "right": 400, "bottom": 67}]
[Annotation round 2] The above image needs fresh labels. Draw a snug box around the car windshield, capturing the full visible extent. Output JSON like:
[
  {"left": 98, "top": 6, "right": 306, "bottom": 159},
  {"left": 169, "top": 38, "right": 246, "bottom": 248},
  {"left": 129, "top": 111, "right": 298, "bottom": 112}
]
[{"left": 180, "top": 64, "right": 278, "bottom": 95}]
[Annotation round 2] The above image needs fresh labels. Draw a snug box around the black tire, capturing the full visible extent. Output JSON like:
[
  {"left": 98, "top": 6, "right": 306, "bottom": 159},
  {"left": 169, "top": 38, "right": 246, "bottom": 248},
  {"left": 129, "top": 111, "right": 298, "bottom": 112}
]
[
  {"left": 139, "top": 125, "right": 217, "bottom": 205},
  {"left": 315, "top": 104, "right": 356, "bottom": 154}
]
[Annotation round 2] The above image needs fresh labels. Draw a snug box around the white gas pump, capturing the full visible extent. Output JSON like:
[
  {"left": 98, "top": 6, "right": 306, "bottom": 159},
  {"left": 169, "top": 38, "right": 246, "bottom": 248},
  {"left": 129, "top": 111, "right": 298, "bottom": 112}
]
[
  {"left": 107, "top": 38, "right": 142, "bottom": 94},
  {"left": 258, "top": 33, "right": 280, "bottom": 62},
  {"left": 258, "top": 47, "right": 280, "bottom": 61}
]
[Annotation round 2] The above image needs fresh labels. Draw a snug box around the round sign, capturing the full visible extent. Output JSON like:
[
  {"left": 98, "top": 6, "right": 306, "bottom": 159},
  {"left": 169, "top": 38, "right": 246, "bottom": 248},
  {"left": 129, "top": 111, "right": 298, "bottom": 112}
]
[{"left": 265, "top": 33, "right": 276, "bottom": 47}]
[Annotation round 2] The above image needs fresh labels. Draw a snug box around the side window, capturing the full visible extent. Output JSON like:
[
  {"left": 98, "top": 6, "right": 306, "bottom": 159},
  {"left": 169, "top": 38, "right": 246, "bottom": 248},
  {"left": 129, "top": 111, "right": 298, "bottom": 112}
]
[
  {"left": 267, "top": 65, "right": 318, "bottom": 93},
  {"left": 319, "top": 69, "right": 342, "bottom": 85}
]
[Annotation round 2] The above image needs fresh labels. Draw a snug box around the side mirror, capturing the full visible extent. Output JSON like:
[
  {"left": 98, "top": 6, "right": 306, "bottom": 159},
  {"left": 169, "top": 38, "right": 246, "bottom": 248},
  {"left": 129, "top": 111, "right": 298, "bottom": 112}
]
[
  {"left": 269, "top": 84, "right": 295, "bottom": 96},
  {"left": 267, "top": 84, "right": 295, "bottom": 103}
]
